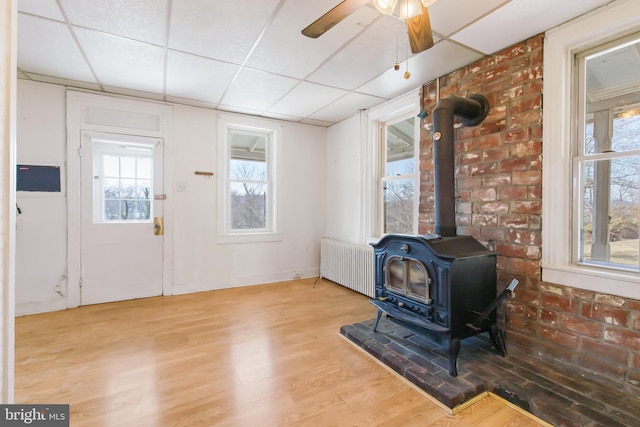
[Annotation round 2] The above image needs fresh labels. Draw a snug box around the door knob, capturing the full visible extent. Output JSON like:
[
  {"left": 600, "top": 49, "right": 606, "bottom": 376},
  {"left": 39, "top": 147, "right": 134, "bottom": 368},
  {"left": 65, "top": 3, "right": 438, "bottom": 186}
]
[{"left": 153, "top": 217, "right": 164, "bottom": 236}]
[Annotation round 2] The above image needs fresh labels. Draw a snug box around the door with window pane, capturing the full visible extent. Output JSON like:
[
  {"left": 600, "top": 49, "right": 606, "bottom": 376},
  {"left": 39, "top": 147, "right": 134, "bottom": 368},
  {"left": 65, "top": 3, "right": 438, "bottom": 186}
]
[{"left": 80, "top": 132, "right": 163, "bottom": 305}]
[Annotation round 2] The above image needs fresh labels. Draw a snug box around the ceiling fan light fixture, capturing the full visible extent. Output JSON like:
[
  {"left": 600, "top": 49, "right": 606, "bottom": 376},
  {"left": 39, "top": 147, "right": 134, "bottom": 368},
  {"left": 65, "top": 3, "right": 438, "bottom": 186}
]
[
  {"left": 420, "top": 0, "right": 438, "bottom": 7},
  {"left": 373, "top": 0, "right": 398, "bottom": 15}
]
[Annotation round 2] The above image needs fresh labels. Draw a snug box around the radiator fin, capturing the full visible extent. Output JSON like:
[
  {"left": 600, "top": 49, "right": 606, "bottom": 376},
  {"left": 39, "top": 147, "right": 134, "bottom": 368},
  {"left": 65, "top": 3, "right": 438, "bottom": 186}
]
[{"left": 320, "top": 238, "right": 375, "bottom": 298}]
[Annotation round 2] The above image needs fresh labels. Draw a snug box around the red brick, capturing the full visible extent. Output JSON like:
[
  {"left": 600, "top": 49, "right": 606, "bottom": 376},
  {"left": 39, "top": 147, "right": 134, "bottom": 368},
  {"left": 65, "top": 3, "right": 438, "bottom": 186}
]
[
  {"left": 560, "top": 313, "right": 602, "bottom": 338},
  {"left": 498, "top": 186, "right": 528, "bottom": 200},
  {"left": 512, "top": 170, "right": 541, "bottom": 185},
  {"left": 481, "top": 202, "right": 509, "bottom": 214},
  {"left": 539, "top": 326, "right": 579, "bottom": 349},
  {"left": 483, "top": 147, "right": 509, "bottom": 162},
  {"left": 495, "top": 43, "right": 527, "bottom": 63},
  {"left": 496, "top": 243, "right": 527, "bottom": 258},
  {"left": 510, "top": 201, "right": 542, "bottom": 215},
  {"left": 507, "top": 229, "right": 541, "bottom": 246},
  {"left": 485, "top": 63, "right": 511, "bottom": 82},
  {"left": 573, "top": 353, "right": 626, "bottom": 378},
  {"left": 631, "top": 312, "right": 640, "bottom": 331},
  {"left": 540, "top": 283, "right": 564, "bottom": 296},
  {"left": 594, "top": 294, "right": 626, "bottom": 307},
  {"left": 498, "top": 214, "right": 529, "bottom": 228},
  {"left": 503, "top": 128, "right": 529, "bottom": 143},
  {"left": 511, "top": 65, "right": 543, "bottom": 86},
  {"left": 460, "top": 151, "right": 483, "bottom": 164},
  {"left": 541, "top": 294, "right": 577, "bottom": 314},
  {"left": 510, "top": 95, "right": 542, "bottom": 114},
  {"left": 483, "top": 174, "right": 511, "bottom": 186},
  {"left": 512, "top": 288, "right": 539, "bottom": 305},
  {"left": 499, "top": 157, "right": 529, "bottom": 172},
  {"left": 511, "top": 110, "right": 542, "bottom": 128},
  {"left": 506, "top": 315, "right": 538, "bottom": 331},
  {"left": 529, "top": 185, "right": 542, "bottom": 199},
  {"left": 580, "top": 302, "right": 628, "bottom": 327},
  {"left": 471, "top": 214, "right": 497, "bottom": 227},
  {"left": 469, "top": 56, "right": 495, "bottom": 73},
  {"left": 628, "top": 300, "right": 640, "bottom": 311},
  {"left": 457, "top": 176, "right": 481, "bottom": 190},
  {"left": 569, "top": 288, "right": 594, "bottom": 300},
  {"left": 472, "top": 133, "right": 502, "bottom": 150},
  {"left": 511, "top": 140, "right": 542, "bottom": 157},
  {"left": 540, "top": 309, "right": 558, "bottom": 325},
  {"left": 509, "top": 258, "right": 539, "bottom": 275},
  {"left": 581, "top": 338, "right": 628, "bottom": 364},
  {"left": 632, "top": 352, "right": 640, "bottom": 369},
  {"left": 480, "top": 227, "right": 508, "bottom": 242},
  {"left": 604, "top": 327, "right": 640, "bottom": 351},
  {"left": 470, "top": 187, "right": 496, "bottom": 201}
]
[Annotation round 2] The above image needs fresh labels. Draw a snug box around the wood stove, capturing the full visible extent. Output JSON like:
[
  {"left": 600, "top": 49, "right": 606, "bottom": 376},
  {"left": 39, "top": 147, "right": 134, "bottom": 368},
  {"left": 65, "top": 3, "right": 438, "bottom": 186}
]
[{"left": 370, "top": 93, "right": 508, "bottom": 376}]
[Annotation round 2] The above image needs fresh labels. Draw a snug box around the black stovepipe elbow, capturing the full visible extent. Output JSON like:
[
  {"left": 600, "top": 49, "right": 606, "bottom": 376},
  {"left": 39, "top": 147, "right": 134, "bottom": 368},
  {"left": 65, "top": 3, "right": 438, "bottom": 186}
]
[{"left": 432, "top": 94, "right": 490, "bottom": 237}]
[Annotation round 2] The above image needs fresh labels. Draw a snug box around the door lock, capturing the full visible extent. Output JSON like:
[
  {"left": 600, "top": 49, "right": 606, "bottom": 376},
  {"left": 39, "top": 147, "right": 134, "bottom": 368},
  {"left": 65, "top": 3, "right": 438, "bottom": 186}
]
[{"left": 153, "top": 217, "right": 164, "bottom": 236}]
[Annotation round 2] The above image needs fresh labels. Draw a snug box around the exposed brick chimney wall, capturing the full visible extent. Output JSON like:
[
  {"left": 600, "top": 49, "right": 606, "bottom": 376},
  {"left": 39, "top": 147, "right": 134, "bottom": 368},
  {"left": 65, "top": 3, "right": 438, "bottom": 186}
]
[{"left": 418, "top": 34, "right": 640, "bottom": 386}]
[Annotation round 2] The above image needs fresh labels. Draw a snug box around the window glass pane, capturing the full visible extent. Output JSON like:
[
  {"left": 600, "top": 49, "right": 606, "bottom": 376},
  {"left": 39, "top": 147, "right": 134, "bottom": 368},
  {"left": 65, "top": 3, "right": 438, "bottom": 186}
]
[
  {"left": 230, "top": 159, "right": 266, "bottom": 181},
  {"left": 137, "top": 157, "right": 152, "bottom": 179},
  {"left": 120, "top": 157, "right": 136, "bottom": 178},
  {"left": 383, "top": 177, "right": 414, "bottom": 234},
  {"left": 136, "top": 179, "right": 152, "bottom": 199},
  {"left": 230, "top": 182, "right": 266, "bottom": 230},
  {"left": 611, "top": 109, "right": 640, "bottom": 153},
  {"left": 103, "top": 178, "right": 120, "bottom": 198},
  {"left": 104, "top": 200, "right": 120, "bottom": 221},
  {"left": 385, "top": 117, "right": 415, "bottom": 176},
  {"left": 580, "top": 156, "right": 639, "bottom": 269},
  {"left": 103, "top": 155, "right": 119, "bottom": 177}
]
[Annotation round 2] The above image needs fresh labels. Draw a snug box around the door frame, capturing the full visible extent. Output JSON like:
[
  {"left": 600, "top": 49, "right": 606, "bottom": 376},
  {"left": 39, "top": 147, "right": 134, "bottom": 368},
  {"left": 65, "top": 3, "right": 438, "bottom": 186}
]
[{"left": 66, "top": 90, "right": 173, "bottom": 308}]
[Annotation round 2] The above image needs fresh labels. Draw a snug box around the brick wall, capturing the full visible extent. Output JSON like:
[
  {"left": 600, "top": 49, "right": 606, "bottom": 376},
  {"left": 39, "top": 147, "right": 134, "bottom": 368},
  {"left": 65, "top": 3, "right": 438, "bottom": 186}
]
[{"left": 418, "top": 34, "right": 640, "bottom": 387}]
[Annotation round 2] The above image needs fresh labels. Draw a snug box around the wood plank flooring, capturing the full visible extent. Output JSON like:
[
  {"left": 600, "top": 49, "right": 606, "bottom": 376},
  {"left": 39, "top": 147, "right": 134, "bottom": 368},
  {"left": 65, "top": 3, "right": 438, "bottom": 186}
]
[{"left": 15, "top": 279, "right": 544, "bottom": 426}]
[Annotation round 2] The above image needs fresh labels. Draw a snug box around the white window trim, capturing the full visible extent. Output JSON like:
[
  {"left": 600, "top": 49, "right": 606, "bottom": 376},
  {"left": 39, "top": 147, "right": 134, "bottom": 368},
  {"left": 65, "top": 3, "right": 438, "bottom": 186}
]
[
  {"left": 366, "top": 90, "right": 420, "bottom": 242},
  {"left": 216, "top": 113, "right": 283, "bottom": 244},
  {"left": 542, "top": 0, "right": 640, "bottom": 300}
]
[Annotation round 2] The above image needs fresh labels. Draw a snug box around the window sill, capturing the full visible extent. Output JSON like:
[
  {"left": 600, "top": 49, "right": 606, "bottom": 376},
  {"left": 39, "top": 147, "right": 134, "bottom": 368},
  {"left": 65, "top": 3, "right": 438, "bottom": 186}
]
[
  {"left": 217, "top": 232, "right": 283, "bottom": 244},
  {"left": 542, "top": 263, "right": 640, "bottom": 300}
]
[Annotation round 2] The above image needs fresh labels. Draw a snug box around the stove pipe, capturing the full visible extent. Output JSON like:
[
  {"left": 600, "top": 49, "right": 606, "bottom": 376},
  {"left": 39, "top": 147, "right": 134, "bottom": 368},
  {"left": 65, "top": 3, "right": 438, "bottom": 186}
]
[{"left": 432, "top": 94, "right": 490, "bottom": 237}]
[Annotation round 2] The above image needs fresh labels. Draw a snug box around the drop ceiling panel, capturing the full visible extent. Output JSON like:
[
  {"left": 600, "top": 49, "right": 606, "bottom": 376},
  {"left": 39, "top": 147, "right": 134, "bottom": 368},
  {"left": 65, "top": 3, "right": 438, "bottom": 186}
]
[
  {"left": 166, "top": 50, "right": 239, "bottom": 104},
  {"left": 17, "top": 15, "right": 96, "bottom": 83},
  {"left": 309, "top": 91, "right": 386, "bottom": 123},
  {"left": 59, "top": 0, "right": 168, "bottom": 45},
  {"left": 308, "top": 14, "right": 412, "bottom": 90},
  {"left": 428, "top": 0, "right": 508, "bottom": 37},
  {"left": 169, "top": 0, "right": 281, "bottom": 64},
  {"left": 358, "top": 41, "right": 483, "bottom": 98},
  {"left": 221, "top": 68, "right": 299, "bottom": 112},
  {"left": 269, "top": 82, "right": 348, "bottom": 117},
  {"left": 247, "top": 3, "right": 379, "bottom": 79},
  {"left": 17, "top": 0, "right": 64, "bottom": 21},
  {"left": 451, "top": 0, "right": 612, "bottom": 55},
  {"left": 74, "top": 27, "right": 165, "bottom": 93}
]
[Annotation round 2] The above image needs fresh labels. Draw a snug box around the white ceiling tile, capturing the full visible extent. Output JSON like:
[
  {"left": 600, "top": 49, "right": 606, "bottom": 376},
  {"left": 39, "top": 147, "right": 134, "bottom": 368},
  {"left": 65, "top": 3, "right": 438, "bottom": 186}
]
[
  {"left": 270, "top": 82, "right": 348, "bottom": 117},
  {"left": 58, "top": 0, "right": 168, "bottom": 45},
  {"left": 307, "top": 14, "right": 412, "bottom": 90},
  {"left": 451, "top": 0, "right": 612, "bottom": 54},
  {"left": 166, "top": 51, "right": 239, "bottom": 104},
  {"left": 17, "top": 14, "right": 96, "bottom": 84},
  {"left": 221, "top": 68, "right": 299, "bottom": 112},
  {"left": 18, "top": 0, "right": 64, "bottom": 21},
  {"left": 246, "top": 2, "right": 379, "bottom": 79},
  {"left": 428, "top": 0, "right": 507, "bottom": 37},
  {"left": 74, "top": 27, "right": 165, "bottom": 93},
  {"left": 169, "top": 0, "right": 281, "bottom": 64},
  {"left": 358, "top": 41, "right": 483, "bottom": 98},
  {"left": 309, "top": 92, "right": 386, "bottom": 123}
]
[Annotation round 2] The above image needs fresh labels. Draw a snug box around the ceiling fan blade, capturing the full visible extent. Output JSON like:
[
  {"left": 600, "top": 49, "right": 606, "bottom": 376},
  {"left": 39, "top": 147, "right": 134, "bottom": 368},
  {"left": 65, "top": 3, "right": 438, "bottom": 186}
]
[
  {"left": 302, "top": 0, "right": 371, "bottom": 38},
  {"left": 407, "top": 4, "right": 434, "bottom": 54}
]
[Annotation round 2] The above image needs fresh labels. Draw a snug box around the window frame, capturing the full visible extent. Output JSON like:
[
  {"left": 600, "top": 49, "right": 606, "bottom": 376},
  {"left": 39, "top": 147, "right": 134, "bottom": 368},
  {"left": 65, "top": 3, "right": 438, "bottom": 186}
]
[
  {"left": 542, "top": 0, "right": 640, "bottom": 300},
  {"left": 217, "top": 113, "right": 283, "bottom": 244},
  {"left": 378, "top": 114, "right": 420, "bottom": 236}
]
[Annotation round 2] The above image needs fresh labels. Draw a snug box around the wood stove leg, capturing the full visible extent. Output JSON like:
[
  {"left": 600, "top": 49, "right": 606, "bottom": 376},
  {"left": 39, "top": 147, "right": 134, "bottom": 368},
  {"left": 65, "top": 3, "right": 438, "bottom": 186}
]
[
  {"left": 448, "top": 338, "right": 460, "bottom": 377},
  {"left": 373, "top": 309, "right": 384, "bottom": 332},
  {"left": 489, "top": 325, "right": 507, "bottom": 356}
]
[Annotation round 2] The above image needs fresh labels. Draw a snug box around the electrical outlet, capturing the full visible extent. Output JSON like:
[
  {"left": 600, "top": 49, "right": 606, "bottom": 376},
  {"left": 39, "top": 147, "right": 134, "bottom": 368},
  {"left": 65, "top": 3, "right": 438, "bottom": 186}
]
[
  {"left": 176, "top": 182, "right": 188, "bottom": 192},
  {"left": 293, "top": 271, "right": 302, "bottom": 279}
]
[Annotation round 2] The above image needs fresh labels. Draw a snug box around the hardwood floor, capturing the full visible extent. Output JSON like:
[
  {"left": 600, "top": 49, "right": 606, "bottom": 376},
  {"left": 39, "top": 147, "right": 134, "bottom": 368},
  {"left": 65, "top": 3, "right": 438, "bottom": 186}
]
[{"left": 15, "top": 279, "right": 544, "bottom": 426}]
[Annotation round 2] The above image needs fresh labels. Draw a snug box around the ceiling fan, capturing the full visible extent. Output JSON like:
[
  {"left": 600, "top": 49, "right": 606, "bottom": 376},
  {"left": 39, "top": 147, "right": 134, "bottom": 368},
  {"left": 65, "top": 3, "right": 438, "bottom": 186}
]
[{"left": 302, "top": 0, "right": 437, "bottom": 54}]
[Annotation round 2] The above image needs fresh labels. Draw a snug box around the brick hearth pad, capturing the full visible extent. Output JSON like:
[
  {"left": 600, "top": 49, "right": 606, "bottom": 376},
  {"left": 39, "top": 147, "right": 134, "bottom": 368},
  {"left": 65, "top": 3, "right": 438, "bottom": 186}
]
[{"left": 340, "top": 316, "right": 640, "bottom": 426}]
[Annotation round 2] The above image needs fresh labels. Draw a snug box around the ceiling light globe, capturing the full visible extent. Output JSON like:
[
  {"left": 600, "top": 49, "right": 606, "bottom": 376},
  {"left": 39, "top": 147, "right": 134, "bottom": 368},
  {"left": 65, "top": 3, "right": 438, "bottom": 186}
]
[
  {"left": 420, "top": 0, "right": 438, "bottom": 6},
  {"left": 374, "top": 0, "right": 398, "bottom": 15},
  {"left": 396, "top": 0, "right": 423, "bottom": 19}
]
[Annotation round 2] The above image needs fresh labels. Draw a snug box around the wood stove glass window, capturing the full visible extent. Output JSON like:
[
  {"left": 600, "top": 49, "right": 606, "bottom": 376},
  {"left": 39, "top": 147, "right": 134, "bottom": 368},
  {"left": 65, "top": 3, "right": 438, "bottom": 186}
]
[{"left": 385, "top": 256, "right": 430, "bottom": 302}]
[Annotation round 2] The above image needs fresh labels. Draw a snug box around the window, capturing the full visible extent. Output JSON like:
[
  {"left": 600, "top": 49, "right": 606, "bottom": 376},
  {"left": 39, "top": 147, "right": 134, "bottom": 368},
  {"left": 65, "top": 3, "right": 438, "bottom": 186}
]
[
  {"left": 92, "top": 141, "right": 154, "bottom": 223},
  {"left": 542, "top": 0, "right": 640, "bottom": 300},
  {"left": 380, "top": 116, "right": 419, "bottom": 235},
  {"left": 217, "top": 114, "right": 282, "bottom": 243}
]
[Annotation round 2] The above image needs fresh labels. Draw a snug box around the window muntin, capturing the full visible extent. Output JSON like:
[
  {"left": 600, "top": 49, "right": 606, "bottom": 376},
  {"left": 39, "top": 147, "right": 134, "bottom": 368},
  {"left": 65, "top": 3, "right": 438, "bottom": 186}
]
[
  {"left": 380, "top": 116, "right": 418, "bottom": 235},
  {"left": 93, "top": 142, "right": 154, "bottom": 223},
  {"left": 575, "top": 35, "right": 640, "bottom": 272}
]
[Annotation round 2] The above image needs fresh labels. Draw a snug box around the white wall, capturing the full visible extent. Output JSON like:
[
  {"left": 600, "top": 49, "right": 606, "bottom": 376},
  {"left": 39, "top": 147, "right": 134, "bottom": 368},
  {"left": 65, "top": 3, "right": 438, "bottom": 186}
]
[
  {"left": 15, "top": 80, "right": 327, "bottom": 314},
  {"left": 324, "top": 114, "right": 365, "bottom": 244},
  {"left": 16, "top": 81, "right": 67, "bottom": 314}
]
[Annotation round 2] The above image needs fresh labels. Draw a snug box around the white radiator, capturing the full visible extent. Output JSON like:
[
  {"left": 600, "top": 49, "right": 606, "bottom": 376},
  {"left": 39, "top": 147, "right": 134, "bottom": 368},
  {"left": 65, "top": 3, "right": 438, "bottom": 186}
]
[{"left": 320, "top": 238, "right": 375, "bottom": 298}]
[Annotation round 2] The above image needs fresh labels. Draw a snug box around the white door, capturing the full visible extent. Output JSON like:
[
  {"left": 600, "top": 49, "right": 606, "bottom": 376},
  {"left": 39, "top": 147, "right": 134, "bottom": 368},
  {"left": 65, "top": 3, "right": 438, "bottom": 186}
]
[{"left": 80, "top": 132, "right": 164, "bottom": 305}]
